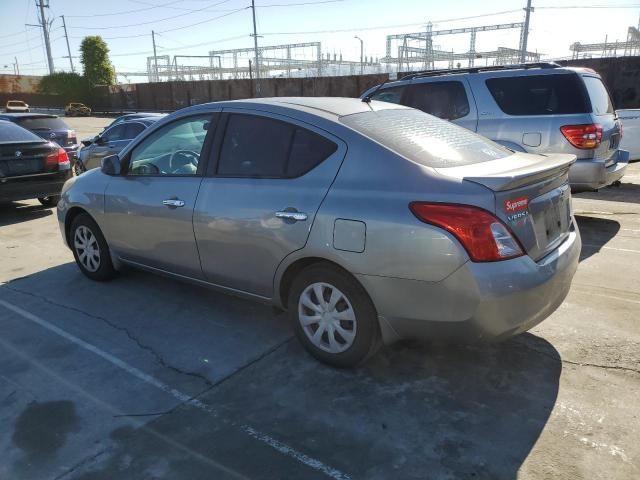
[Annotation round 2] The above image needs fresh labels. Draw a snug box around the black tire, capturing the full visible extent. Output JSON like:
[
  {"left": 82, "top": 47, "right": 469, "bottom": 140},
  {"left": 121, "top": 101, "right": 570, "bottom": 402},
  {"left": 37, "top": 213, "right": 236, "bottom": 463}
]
[
  {"left": 70, "top": 213, "right": 116, "bottom": 281},
  {"left": 73, "top": 161, "right": 86, "bottom": 176},
  {"left": 37, "top": 195, "right": 60, "bottom": 207},
  {"left": 288, "top": 264, "right": 380, "bottom": 368}
]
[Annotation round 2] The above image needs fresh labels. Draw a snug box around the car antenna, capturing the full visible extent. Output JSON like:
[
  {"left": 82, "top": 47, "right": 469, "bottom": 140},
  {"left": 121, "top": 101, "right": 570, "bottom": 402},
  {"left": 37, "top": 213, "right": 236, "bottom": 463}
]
[{"left": 362, "top": 77, "right": 390, "bottom": 104}]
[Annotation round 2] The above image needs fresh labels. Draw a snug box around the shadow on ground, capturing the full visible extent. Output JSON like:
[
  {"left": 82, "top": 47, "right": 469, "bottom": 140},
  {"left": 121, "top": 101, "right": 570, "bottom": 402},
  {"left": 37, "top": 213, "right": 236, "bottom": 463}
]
[
  {"left": 71, "top": 335, "right": 561, "bottom": 480},
  {"left": 0, "top": 202, "right": 52, "bottom": 227},
  {"left": 574, "top": 181, "right": 640, "bottom": 204},
  {"left": 575, "top": 214, "right": 621, "bottom": 261}
]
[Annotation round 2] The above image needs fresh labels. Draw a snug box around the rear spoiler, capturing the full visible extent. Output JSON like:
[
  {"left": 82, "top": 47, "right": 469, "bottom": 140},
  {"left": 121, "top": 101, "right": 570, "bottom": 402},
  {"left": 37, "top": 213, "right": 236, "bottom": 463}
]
[{"left": 435, "top": 152, "right": 576, "bottom": 191}]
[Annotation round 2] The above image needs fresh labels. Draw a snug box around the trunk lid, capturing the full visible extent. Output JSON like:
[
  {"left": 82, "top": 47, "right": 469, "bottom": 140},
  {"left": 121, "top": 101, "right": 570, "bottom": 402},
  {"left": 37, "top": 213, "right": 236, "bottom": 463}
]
[
  {"left": 0, "top": 141, "right": 54, "bottom": 178},
  {"left": 435, "top": 152, "right": 576, "bottom": 261}
]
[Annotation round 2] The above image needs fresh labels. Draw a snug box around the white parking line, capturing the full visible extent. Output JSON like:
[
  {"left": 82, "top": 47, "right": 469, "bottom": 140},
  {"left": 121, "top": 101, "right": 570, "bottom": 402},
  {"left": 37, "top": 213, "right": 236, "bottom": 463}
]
[{"left": 0, "top": 298, "right": 351, "bottom": 480}]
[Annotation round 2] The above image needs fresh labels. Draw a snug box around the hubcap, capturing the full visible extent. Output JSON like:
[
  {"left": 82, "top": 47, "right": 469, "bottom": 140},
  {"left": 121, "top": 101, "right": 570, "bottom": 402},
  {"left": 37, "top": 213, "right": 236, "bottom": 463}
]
[
  {"left": 298, "top": 282, "right": 356, "bottom": 354},
  {"left": 74, "top": 225, "right": 100, "bottom": 272}
]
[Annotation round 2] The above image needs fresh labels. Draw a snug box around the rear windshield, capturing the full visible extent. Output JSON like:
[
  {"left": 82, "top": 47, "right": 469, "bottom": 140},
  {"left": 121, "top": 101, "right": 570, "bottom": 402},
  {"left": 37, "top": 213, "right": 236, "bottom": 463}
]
[
  {"left": 582, "top": 76, "right": 614, "bottom": 115},
  {"left": 341, "top": 108, "right": 510, "bottom": 168},
  {"left": 7, "top": 101, "right": 26, "bottom": 106},
  {"left": 486, "top": 74, "right": 589, "bottom": 115},
  {"left": 0, "top": 121, "right": 45, "bottom": 143},
  {"left": 15, "top": 116, "right": 68, "bottom": 130}
]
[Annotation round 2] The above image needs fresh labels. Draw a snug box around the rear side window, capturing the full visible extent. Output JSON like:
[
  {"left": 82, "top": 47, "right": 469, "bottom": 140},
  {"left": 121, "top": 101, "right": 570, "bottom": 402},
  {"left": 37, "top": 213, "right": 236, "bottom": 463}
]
[
  {"left": 486, "top": 74, "right": 589, "bottom": 115},
  {"left": 103, "top": 124, "right": 127, "bottom": 142},
  {"left": 15, "top": 116, "right": 68, "bottom": 130},
  {"left": 582, "top": 76, "right": 614, "bottom": 115},
  {"left": 217, "top": 114, "right": 337, "bottom": 178},
  {"left": 341, "top": 108, "right": 509, "bottom": 168},
  {"left": 408, "top": 81, "right": 470, "bottom": 120},
  {"left": 0, "top": 121, "right": 43, "bottom": 142},
  {"left": 370, "top": 86, "right": 406, "bottom": 105}
]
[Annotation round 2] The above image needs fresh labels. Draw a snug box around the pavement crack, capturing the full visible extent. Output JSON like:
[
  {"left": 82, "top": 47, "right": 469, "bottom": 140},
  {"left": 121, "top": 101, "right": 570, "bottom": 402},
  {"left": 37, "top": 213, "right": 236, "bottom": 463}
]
[
  {"left": 2, "top": 285, "right": 213, "bottom": 387},
  {"left": 514, "top": 339, "right": 640, "bottom": 375},
  {"left": 53, "top": 447, "right": 110, "bottom": 480}
]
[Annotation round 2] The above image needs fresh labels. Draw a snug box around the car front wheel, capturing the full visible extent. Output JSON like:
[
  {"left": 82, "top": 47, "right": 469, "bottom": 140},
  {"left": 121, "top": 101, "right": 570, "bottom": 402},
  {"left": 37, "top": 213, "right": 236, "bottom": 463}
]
[
  {"left": 288, "top": 264, "right": 380, "bottom": 368},
  {"left": 70, "top": 213, "right": 116, "bottom": 281}
]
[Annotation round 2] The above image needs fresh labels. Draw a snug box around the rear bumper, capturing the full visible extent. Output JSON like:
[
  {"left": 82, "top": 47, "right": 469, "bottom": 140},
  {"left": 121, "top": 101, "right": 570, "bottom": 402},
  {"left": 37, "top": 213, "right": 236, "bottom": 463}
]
[
  {"left": 0, "top": 170, "right": 71, "bottom": 202},
  {"left": 569, "top": 149, "right": 629, "bottom": 192},
  {"left": 357, "top": 225, "right": 581, "bottom": 344}
]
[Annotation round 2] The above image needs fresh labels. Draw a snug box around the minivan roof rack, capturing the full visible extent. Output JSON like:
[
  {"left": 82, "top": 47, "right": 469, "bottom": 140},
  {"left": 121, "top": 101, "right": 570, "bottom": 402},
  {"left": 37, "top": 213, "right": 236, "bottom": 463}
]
[{"left": 399, "top": 62, "right": 561, "bottom": 81}]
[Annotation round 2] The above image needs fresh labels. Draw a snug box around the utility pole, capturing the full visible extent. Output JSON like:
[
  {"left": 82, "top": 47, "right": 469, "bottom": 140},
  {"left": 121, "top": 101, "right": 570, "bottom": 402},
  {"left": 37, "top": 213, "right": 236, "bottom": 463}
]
[
  {"left": 250, "top": 0, "right": 260, "bottom": 96},
  {"left": 354, "top": 36, "right": 363, "bottom": 75},
  {"left": 36, "top": 0, "right": 55, "bottom": 74},
  {"left": 61, "top": 15, "right": 74, "bottom": 73},
  {"left": 151, "top": 30, "right": 159, "bottom": 82},
  {"left": 519, "top": 0, "right": 533, "bottom": 63},
  {"left": 14, "top": 57, "right": 19, "bottom": 75}
]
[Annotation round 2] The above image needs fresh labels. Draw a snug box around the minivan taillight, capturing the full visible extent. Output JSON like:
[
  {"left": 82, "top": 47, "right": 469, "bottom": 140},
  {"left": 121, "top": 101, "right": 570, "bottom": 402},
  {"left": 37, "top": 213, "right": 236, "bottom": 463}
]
[
  {"left": 560, "top": 124, "right": 602, "bottom": 149},
  {"left": 46, "top": 147, "right": 70, "bottom": 168},
  {"left": 409, "top": 202, "right": 524, "bottom": 262}
]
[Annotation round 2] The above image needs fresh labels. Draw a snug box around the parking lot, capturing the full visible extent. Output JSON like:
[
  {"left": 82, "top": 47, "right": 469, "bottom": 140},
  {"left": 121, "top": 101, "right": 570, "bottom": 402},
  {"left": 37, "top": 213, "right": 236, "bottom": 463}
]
[{"left": 0, "top": 116, "right": 638, "bottom": 480}]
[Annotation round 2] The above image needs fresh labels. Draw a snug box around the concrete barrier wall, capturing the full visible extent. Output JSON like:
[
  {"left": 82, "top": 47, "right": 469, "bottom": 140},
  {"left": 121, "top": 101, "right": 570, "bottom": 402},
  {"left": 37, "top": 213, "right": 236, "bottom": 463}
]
[{"left": 101, "top": 73, "right": 388, "bottom": 112}]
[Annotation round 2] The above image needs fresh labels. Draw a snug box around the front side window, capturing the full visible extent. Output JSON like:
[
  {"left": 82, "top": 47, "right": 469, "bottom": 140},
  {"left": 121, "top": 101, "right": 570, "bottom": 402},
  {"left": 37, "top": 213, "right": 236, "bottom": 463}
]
[
  {"left": 128, "top": 115, "right": 210, "bottom": 176},
  {"left": 124, "top": 122, "right": 145, "bottom": 139},
  {"left": 217, "top": 114, "right": 337, "bottom": 178},
  {"left": 582, "top": 76, "right": 614, "bottom": 115},
  {"left": 486, "top": 74, "right": 590, "bottom": 115},
  {"left": 102, "top": 125, "right": 127, "bottom": 143},
  {"left": 370, "top": 86, "right": 406, "bottom": 105},
  {"left": 408, "top": 81, "right": 470, "bottom": 120}
]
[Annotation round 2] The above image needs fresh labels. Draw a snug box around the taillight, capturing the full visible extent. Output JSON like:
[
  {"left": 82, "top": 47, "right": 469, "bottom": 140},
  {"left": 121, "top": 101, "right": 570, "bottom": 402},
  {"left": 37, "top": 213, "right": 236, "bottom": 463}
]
[
  {"left": 46, "top": 147, "right": 70, "bottom": 168},
  {"left": 560, "top": 124, "right": 602, "bottom": 149},
  {"left": 409, "top": 202, "right": 524, "bottom": 262}
]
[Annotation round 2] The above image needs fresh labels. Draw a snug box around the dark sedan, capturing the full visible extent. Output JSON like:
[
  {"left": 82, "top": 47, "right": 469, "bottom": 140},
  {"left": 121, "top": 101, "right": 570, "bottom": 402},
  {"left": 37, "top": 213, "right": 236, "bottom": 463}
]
[
  {"left": 0, "top": 120, "right": 72, "bottom": 206},
  {"left": 0, "top": 113, "right": 80, "bottom": 167}
]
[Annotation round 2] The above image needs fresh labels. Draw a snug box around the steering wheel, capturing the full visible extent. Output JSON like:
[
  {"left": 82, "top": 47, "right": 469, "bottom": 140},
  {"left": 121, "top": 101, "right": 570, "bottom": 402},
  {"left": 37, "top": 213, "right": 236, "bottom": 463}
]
[
  {"left": 134, "top": 162, "right": 160, "bottom": 175},
  {"left": 169, "top": 150, "right": 199, "bottom": 172}
]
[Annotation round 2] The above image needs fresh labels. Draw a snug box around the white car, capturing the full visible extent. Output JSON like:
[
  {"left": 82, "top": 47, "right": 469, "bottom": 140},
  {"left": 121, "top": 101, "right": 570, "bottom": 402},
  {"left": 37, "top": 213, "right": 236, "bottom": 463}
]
[
  {"left": 618, "top": 109, "right": 640, "bottom": 161},
  {"left": 5, "top": 100, "right": 30, "bottom": 113}
]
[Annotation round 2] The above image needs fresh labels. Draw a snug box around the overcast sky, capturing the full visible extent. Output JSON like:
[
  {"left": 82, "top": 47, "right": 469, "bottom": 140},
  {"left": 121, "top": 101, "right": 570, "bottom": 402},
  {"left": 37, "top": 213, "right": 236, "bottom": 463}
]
[{"left": 0, "top": 0, "right": 637, "bottom": 81}]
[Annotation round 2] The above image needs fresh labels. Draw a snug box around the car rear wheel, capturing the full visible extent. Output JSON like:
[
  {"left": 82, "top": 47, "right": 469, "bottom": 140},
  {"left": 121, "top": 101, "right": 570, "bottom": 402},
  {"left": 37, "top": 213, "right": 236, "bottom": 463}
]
[
  {"left": 70, "top": 214, "right": 116, "bottom": 281},
  {"left": 38, "top": 195, "right": 60, "bottom": 207},
  {"left": 288, "top": 264, "right": 380, "bottom": 368}
]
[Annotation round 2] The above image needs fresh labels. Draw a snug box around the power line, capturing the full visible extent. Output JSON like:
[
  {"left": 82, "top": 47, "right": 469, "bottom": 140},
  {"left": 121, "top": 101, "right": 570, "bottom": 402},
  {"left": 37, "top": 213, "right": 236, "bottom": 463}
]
[
  {"left": 67, "top": 0, "right": 237, "bottom": 30},
  {"left": 65, "top": 0, "right": 188, "bottom": 18},
  {"left": 0, "top": 35, "right": 42, "bottom": 49},
  {"left": 0, "top": 25, "right": 40, "bottom": 40},
  {"left": 69, "top": 7, "right": 248, "bottom": 40},
  {"left": 257, "top": 0, "right": 344, "bottom": 6}
]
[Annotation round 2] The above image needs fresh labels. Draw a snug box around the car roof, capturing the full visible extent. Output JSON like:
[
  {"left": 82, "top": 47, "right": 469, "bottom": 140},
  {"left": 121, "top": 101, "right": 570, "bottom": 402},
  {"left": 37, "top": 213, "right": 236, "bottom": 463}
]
[
  {"left": 0, "top": 113, "right": 57, "bottom": 118},
  {"left": 188, "top": 97, "right": 407, "bottom": 119}
]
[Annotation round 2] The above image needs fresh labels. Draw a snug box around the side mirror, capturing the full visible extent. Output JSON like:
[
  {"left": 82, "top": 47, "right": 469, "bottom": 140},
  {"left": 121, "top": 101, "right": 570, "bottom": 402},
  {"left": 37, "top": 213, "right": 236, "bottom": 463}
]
[
  {"left": 94, "top": 135, "right": 105, "bottom": 145},
  {"left": 101, "top": 155, "right": 121, "bottom": 176}
]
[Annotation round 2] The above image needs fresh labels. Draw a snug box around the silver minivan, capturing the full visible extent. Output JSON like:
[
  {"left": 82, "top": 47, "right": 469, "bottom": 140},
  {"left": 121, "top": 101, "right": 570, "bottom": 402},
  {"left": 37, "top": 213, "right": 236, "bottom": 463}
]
[{"left": 362, "top": 63, "right": 628, "bottom": 191}]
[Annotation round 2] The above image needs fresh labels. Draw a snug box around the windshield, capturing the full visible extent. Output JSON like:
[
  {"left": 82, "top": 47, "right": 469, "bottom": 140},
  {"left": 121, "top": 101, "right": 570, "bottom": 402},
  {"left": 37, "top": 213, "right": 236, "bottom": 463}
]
[
  {"left": 341, "top": 107, "right": 510, "bottom": 168},
  {"left": 15, "top": 116, "right": 69, "bottom": 130}
]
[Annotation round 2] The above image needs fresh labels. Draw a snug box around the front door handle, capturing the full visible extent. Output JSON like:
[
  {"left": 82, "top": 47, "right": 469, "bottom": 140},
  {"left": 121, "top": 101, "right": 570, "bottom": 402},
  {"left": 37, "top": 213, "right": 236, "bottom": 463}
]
[
  {"left": 275, "top": 210, "right": 307, "bottom": 222},
  {"left": 162, "top": 199, "right": 185, "bottom": 208}
]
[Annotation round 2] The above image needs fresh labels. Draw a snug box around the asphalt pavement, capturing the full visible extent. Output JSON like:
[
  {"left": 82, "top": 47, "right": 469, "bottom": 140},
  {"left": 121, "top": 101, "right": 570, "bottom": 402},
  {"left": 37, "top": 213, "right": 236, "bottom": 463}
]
[{"left": 0, "top": 116, "right": 638, "bottom": 479}]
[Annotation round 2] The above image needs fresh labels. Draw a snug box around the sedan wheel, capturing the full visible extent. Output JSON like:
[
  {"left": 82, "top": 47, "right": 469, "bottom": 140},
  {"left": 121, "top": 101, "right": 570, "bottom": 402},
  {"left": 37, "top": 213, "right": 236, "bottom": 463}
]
[
  {"left": 70, "top": 213, "right": 116, "bottom": 281},
  {"left": 74, "top": 225, "right": 101, "bottom": 272},
  {"left": 298, "top": 282, "right": 357, "bottom": 354},
  {"left": 289, "top": 264, "right": 380, "bottom": 367}
]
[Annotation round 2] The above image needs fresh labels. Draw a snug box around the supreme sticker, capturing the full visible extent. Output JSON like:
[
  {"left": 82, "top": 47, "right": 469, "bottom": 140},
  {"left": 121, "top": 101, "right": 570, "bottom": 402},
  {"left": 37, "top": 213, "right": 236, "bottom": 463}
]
[{"left": 505, "top": 197, "right": 529, "bottom": 213}]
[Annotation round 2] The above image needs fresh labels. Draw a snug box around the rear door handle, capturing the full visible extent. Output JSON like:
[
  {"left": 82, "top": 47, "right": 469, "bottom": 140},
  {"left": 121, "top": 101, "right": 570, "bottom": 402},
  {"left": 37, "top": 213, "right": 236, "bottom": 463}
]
[
  {"left": 275, "top": 210, "right": 307, "bottom": 222},
  {"left": 163, "top": 199, "right": 185, "bottom": 208}
]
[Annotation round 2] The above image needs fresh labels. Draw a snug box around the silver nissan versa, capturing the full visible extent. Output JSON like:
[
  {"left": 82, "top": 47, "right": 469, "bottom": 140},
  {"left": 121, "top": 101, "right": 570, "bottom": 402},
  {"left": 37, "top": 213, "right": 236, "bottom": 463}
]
[{"left": 58, "top": 97, "right": 581, "bottom": 367}]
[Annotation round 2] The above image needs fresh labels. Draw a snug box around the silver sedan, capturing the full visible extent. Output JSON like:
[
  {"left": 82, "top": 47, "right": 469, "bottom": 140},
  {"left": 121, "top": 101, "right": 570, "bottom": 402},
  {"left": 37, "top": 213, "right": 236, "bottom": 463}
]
[{"left": 57, "top": 97, "right": 581, "bottom": 367}]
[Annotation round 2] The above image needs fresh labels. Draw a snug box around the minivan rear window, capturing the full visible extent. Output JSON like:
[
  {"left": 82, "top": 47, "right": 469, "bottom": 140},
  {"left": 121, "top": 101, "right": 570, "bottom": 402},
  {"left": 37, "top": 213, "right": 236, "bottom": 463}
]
[
  {"left": 486, "top": 74, "right": 589, "bottom": 115},
  {"left": 341, "top": 108, "right": 510, "bottom": 168},
  {"left": 582, "top": 76, "right": 614, "bottom": 115}
]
